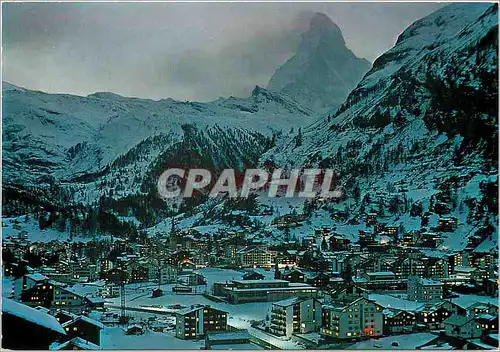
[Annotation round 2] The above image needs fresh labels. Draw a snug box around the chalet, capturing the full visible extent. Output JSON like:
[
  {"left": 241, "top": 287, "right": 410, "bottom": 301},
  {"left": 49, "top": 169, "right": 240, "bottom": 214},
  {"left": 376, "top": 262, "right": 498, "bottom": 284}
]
[
  {"left": 365, "top": 213, "right": 378, "bottom": 226},
  {"left": 106, "top": 268, "right": 127, "bottom": 284},
  {"left": 14, "top": 272, "right": 49, "bottom": 298},
  {"left": 474, "top": 313, "right": 498, "bottom": 333},
  {"left": 417, "top": 233, "right": 442, "bottom": 248},
  {"left": 276, "top": 250, "right": 298, "bottom": 268},
  {"left": 401, "top": 231, "right": 419, "bottom": 246},
  {"left": 364, "top": 271, "right": 396, "bottom": 281},
  {"left": 415, "top": 303, "right": 453, "bottom": 330},
  {"left": 19, "top": 281, "right": 54, "bottom": 308},
  {"left": 383, "top": 308, "right": 416, "bottom": 334},
  {"left": 125, "top": 324, "right": 145, "bottom": 335},
  {"left": 443, "top": 315, "right": 482, "bottom": 339},
  {"left": 374, "top": 223, "right": 386, "bottom": 234},
  {"left": 468, "top": 302, "right": 499, "bottom": 317},
  {"left": 329, "top": 236, "right": 351, "bottom": 251},
  {"left": 50, "top": 337, "right": 100, "bottom": 350},
  {"left": 129, "top": 264, "right": 149, "bottom": 283},
  {"left": 61, "top": 315, "right": 104, "bottom": 346},
  {"left": 99, "top": 258, "right": 113, "bottom": 273},
  {"left": 2, "top": 299, "right": 66, "bottom": 350},
  {"left": 437, "top": 217, "right": 458, "bottom": 232},
  {"left": 180, "top": 259, "right": 197, "bottom": 272},
  {"left": 152, "top": 288, "right": 163, "bottom": 298},
  {"left": 302, "top": 236, "right": 316, "bottom": 249},
  {"left": 385, "top": 226, "right": 399, "bottom": 238},
  {"left": 85, "top": 296, "right": 105, "bottom": 310},
  {"left": 306, "top": 272, "right": 331, "bottom": 289},
  {"left": 54, "top": 310, "right": 78, "bottom": 325},
  {"left": 276, "top": 268, "right": 305, "bottom": 283},
  {"left": 242, "top": 270, "right": 265, "bottom": 280}
]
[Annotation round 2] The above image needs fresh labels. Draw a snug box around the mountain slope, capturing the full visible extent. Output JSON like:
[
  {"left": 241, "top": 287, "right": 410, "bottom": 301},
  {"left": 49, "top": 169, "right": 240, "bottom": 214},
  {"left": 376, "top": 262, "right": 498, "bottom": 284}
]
[
  {"left": 267, "top": 13, "right": 371, "bottom": 112},
  {"left": 2, "top": 83, "right": 313, "bottom": 223},
  {"left": 260, "top": 3, "right": 498, "bottom": 251}
]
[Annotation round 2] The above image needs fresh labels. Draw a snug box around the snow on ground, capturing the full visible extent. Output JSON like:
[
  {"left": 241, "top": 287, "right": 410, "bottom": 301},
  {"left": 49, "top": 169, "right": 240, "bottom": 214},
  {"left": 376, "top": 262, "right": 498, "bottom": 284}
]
[
  {"left": 447, "top": 293, "right": 498, "bottom": 309},
  {"left": 369, "top": 293, "right": 424, "bottom": 311},
  {"left": 2, "top": 216, "right": 108, "bottom": 243},
  {"left": 369, "top": 291, "right": 498, "bottom": 312},
  {"left": 420, "top": 343, "right": 454, "bottom": 350},
  {"left": 347, "top": 333, "right": 436, "bottom": 349},
  {"left": 106, "top": 269, "right": 275, "bottom": 329},
  {"left": 101, "top": 327, "right": 204, "bottom": 350},
  {"left": 247, "top": 326, "right": 304, "bottom": 350}
]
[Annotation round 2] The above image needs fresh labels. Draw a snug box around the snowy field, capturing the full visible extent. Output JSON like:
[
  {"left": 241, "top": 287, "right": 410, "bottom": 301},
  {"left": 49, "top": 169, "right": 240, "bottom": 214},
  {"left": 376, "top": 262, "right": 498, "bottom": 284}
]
[
  {"left": 2, "top": 216, "right": 108, "bottom": 243},
  {"left": 102, "top": 327, "right": 204, "bottom": 350},
  {"left": 369, "top": 292, "right": 498, "bottom": 312},
  {"left": 347, "top": 333, "right": 437, "bottom": 350},
  {"left": 105, "top": 268, "right": 276, "bottom": 330}
]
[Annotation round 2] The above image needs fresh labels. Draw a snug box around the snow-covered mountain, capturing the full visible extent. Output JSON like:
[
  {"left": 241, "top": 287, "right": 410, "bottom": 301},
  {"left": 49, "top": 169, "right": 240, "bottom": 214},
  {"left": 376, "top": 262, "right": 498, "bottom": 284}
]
[
  {"left": 2, "top": 83, "right": 312, "bottom": 183},
  {"left": 2, "top": 3, "right": 498, "bottom": 253},
  {"left": 2, "top": 82, "right": 314, "bottom": 221},
  {"left": 267, "top": 13, "right": 371, "bottom": 112},
  {"left": 262, "top": 3, "right": 498, "bottom": 250}
]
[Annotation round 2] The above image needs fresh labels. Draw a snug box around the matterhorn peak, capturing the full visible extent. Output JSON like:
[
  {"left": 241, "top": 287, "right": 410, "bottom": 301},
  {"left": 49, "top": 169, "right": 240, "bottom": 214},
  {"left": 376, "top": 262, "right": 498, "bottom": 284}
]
[
  {"left": 309, "top": 12, "right": 339, "bottom": 31},
  {"left": 267, "top": 12, "right": 369, "bottom": 112}
]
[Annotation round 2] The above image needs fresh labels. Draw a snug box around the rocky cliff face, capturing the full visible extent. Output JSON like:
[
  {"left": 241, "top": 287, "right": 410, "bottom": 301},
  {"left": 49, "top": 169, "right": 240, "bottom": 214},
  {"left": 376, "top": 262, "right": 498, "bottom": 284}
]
[{"left": 267, "top": 12, "right": 371, "bottom": 112}]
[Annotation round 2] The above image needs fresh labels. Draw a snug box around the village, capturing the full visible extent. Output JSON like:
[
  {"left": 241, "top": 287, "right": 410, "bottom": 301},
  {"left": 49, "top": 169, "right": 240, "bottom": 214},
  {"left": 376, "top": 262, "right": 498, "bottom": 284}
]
[{"left": 2, "top": 209, "right": 498, "bottom": 351}]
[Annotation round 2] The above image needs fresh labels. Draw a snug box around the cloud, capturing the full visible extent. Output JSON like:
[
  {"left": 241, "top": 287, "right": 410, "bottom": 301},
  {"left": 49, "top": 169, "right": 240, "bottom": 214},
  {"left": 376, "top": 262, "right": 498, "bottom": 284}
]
[{"left": 2, "top": 2, "right": 444, "bottom": 101}]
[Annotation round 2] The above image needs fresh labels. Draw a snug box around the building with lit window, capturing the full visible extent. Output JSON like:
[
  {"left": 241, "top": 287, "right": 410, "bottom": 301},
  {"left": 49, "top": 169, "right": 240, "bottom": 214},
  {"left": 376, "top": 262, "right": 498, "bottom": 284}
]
[
  {"left": 53, "top": 286, "right": 87, "bottom": 314},
  {"left": 407, "top": 276, "right": 443, "bottom": 301},
  {"left": 175, "top": 305, "right": 227, "bottom": 340},
  {"left": 383, "top": 308, "right": 416, "bottom": 334},
  {"left": 443, "top": 315, "right": 482, "bottom": 339},
  {"left": 269, "top": 297, "right": 322, "bottom": 337},
  {"left": 415, "top": 302, "right": 453, "bottom": 330},
  {"left": 236, "top": 245, "right": 275, "bottom": 268},
  {"left": 213, "top": 279, "right": 317, "bottom": 304},
  {"left": 61, "top": 315, "right": 104, "bottom": 346},
  {"left": 159, "top": 265, "right": 178, "bottom": 284},
  {"left": 321, "top": 297, "right": 383, "bottom": 339}
]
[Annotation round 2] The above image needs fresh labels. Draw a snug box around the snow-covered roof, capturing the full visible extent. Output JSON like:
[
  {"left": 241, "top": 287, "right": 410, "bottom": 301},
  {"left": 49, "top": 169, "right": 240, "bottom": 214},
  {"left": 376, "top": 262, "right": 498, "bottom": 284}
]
[
  {"left": 411, "top": 277, "right": 442, "bottom": 286},
  {"left": 366, "top": 271, "right": 395, "bottom": 276},
  {"left": 34, "top": 306, "right": 51, "bottom": 314},
  {"left": 86, "top": 297, "right": 105, "bottom": 304},
  {"left": 476, "top": 313, "right": 497, "bottom": 321},
  {"left": 2, "top": 298, "right": 66, "bottom": 335},
  {"left": 211, "top": 343, "right": 264, "bottom": 350},
  {"left": 50, "top": 337, "right": 101, "bottom": 350},
  {"left": 273, "top": 297, "right": 304, "bottom": 307},
  {"left": 443, "top": 315, "right": 473, "bottom": 326},
  {"left": 232, "top": 279, "right": 288, "bottom": 285},
  {"left": 468, "top": 339, "right": 497, "bottom": 350},
  {"left": 206, "top": 330, "right": 250, "bottom": 341},
  {"left": 454, "top": 266, "right": 477, "bottom": 273},
  {"left": 26, "top": 273, "right": 49, "bottom": 281},
  {"left": 62, "top": 315, "right": 104, "bottom": 329}
]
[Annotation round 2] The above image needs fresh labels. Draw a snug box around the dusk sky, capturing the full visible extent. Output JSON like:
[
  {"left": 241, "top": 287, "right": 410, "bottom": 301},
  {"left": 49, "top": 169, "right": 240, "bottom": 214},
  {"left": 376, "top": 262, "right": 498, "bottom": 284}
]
[{"left": 3, "top": 2, "right": 445, "bottom": 101}]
